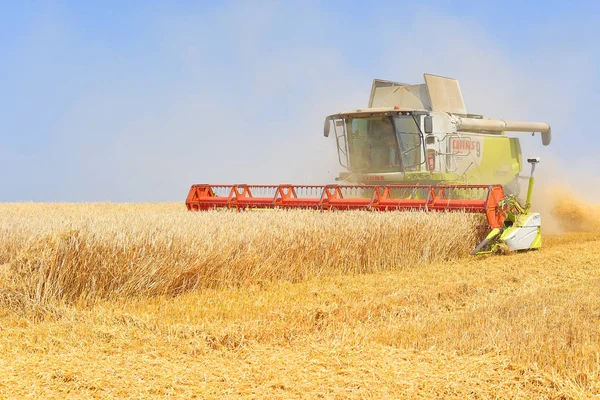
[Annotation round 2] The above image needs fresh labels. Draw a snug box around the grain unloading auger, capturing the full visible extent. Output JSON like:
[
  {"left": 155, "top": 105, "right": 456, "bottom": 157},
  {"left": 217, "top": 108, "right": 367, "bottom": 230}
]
[{"left": 187, "top": 74, "right": 551, "bottom": 255}]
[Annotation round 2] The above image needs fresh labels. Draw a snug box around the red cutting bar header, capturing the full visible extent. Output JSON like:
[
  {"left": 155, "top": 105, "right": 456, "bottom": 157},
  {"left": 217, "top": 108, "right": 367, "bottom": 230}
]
[{"left": 185, "top": 184, "right": 507, "bottom": 229}]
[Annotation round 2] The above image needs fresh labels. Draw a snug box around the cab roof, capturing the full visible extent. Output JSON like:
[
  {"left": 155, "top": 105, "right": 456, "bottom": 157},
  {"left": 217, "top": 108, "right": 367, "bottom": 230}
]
[{"left": 326, "top": 107, "right": 427, "bottom": 120}]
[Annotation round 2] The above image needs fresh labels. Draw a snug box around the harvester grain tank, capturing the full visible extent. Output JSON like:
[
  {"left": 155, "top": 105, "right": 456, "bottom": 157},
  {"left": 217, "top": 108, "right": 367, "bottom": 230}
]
[{"left": 186, "top": 74, "right": 551, "bottom": 254}]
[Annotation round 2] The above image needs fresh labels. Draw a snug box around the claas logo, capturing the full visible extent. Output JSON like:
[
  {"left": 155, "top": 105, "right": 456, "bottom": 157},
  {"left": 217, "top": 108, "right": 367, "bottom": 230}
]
[{"left": 452, "top": 138, "right": 481, "bottom": 157}]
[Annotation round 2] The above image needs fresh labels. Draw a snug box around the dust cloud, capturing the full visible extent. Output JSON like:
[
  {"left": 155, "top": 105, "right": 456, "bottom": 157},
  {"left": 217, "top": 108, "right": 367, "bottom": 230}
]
[{"left": 532, "top": 158, "right": 600, "bottom": 234}]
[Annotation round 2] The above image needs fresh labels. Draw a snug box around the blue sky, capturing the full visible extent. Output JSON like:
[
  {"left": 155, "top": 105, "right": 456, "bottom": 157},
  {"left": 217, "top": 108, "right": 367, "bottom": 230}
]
[{"left": 2, "top": 1, "right": 599, "bottom": 201}]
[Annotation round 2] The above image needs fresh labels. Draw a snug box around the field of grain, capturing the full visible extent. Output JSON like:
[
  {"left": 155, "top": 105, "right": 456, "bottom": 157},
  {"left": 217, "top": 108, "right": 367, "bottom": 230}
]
[
  {"left": 1, "top": 202, "right": 600, "bottom": 399},
  {"left": 0, "top": 204, "right": 484, "bottom": 306}
]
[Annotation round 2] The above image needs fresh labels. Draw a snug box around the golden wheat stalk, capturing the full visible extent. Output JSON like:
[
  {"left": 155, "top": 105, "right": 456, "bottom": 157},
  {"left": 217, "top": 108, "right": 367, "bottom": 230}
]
[{"left": 0, "top": 204, "right": 484, "bottom": 305}]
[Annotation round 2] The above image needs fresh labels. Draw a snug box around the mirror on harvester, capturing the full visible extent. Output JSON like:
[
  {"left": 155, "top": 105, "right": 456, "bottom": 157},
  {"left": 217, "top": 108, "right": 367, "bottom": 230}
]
[
  {"left": 324, "top": 119, "right": 331, "bottom": 137},
  {"left": 424, "top": 115, "right": 433, "bottom": 134}
]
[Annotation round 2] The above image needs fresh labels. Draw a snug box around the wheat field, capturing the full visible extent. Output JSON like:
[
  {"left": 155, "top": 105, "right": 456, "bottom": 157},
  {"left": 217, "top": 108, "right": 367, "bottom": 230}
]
[
  {"left": 1, "top": 200, "right": 599, "bottom": 398},
  {"left": 0, "top": 204, "right": 484, "bottom": 305}
]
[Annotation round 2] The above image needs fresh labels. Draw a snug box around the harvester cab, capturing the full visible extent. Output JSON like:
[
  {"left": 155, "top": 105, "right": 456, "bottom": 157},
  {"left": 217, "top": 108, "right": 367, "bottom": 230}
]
[{"left": 186, "top": 74, "right": 551, "bottom": 255}]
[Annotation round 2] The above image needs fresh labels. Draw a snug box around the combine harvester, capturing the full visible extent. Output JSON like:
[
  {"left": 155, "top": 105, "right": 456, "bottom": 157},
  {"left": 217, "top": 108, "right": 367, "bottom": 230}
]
[{"left": 186, "top": 74, "right": 551, "bottom": 254}]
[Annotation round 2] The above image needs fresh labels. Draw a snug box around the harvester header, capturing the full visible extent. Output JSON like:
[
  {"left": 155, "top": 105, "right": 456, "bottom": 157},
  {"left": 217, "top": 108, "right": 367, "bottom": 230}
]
[{"left": 186, "top": 183, "right": 507, "bottom": 229}]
